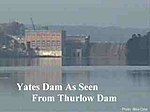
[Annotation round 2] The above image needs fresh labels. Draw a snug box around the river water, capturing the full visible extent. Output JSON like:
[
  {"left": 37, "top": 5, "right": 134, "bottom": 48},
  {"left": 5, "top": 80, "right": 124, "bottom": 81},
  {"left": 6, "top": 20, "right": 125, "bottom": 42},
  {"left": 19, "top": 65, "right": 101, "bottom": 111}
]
[{"left": 0, "top": 58, "right": 149, "bottom": 112}]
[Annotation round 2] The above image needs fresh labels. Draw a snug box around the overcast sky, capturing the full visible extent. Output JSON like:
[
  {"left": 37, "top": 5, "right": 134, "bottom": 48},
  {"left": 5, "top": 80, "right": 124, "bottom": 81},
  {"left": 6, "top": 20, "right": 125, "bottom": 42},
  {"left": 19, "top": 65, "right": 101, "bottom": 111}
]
[{"left": 0, "top": 0, "right": 149, "bottom": 28}]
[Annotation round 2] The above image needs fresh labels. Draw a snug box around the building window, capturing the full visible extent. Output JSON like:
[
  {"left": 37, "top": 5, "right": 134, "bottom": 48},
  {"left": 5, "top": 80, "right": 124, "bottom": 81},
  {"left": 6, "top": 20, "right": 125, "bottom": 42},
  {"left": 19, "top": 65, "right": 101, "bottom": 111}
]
[
  {"left": 51, "top": 40, "right": 56, "bottom": 50},
  {"left": 52, "top": 34, "right": 55, "bottom": 36},
  {"left": 42, "top": 40, "right": 46, "bottom": 47},
  {"left": 56, "top": 34, "right": 61, "bottom": 36},
  {"left": 36, "top": 40, "right": 41, "bottom": 47},
  {"left": 46, "top": 41, "right": 51, "bottom": 47},
  {"left": 51, "top": 40, "right": 56, "bottom": 46},
  {"left": 56, "top": 41, "right": 61, "bottom": 49},
  {"left": 31, "top": 41, "right": 36, "bottom": 48},
  {"left": 56, "top": 41, "right": 61, "bottom": 46}
]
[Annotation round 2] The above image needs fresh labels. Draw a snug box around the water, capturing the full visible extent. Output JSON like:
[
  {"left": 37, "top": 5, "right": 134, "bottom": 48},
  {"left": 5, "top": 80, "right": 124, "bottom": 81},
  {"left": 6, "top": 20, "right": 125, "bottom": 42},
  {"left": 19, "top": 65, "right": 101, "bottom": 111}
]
[
  {"left": 0, "top": 57, "right": 126, "bottom": 66},
  {"left": 0, "top": 58, "right": 149, "bottom": 112}
]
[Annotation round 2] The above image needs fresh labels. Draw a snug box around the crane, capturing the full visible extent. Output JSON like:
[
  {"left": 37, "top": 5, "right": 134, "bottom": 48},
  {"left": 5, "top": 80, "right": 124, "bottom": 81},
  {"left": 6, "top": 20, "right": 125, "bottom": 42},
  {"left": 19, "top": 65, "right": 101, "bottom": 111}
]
[{"left": 30, "top": 17, "right": 36, "bottom": 30}]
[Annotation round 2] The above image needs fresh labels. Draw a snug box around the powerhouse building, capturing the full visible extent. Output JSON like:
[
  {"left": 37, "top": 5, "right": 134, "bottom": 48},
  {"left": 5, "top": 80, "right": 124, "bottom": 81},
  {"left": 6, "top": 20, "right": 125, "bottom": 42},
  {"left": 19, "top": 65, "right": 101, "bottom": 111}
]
[
  {"left": 64, "top": 35, "right": 90, "bottom": 57},
  {"left": 24, "top": 30, "right": 90, "bottom": 57},
  {"left": 24, "top": 30, "right": 66, "bottom": 57}
]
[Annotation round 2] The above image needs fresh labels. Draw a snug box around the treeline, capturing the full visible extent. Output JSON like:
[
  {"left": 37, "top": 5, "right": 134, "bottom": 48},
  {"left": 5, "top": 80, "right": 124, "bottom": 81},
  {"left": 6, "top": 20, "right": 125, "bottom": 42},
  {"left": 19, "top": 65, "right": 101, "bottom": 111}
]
[
  {"left": 126, "top": 32, "right": 150, "bottom": 65},
  {"left": 0, "top": 34, "right": 27, "bottom": 57},
  {"left": 0, "top": 21, "right": 25, "bottom": 36}
]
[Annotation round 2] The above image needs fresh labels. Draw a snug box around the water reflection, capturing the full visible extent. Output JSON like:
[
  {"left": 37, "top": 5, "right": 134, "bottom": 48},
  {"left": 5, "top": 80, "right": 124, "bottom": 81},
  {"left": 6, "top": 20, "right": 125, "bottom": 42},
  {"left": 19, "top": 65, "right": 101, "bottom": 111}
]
[
  {"left": 62, "top": 71, "right": 90, "bottom": 84},
  {"left": 1, "top": 67, "right": 150, "bottom": 93},
  {"left": 0, "top": 66, "right": 150, "bottom": 111},
  {"left": 25, "top": 68, "right": 62, "bottom": 85},
  {"left": 61, "top": 57, "right": 126, "bottom": 66},
  {"left": 0, "top": 72, "right": 24, "bottom": 94},
  {"left": 0, "top": 58, "right": 62, "bottom": 66},
  {"left": 63, "top": 57, "right": 90, "bottom": 66},
  {"left": 127, "top": 70, "right": 150, "bottom": 87},
  {"left": 0, "top": 57, "right": 127, "bottom": 66}
]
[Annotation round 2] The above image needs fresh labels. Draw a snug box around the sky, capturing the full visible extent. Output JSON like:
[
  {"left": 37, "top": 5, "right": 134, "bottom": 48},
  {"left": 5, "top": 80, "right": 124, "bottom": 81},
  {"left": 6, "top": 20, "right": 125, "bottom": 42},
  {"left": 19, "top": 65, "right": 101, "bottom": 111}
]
[{"left": 0, "top": 0, "right": 149, "bottom": 28}]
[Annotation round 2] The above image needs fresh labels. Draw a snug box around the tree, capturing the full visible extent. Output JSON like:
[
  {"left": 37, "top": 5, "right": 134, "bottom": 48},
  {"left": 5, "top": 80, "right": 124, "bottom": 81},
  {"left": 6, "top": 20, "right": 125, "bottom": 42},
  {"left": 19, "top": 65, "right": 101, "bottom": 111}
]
[
  {"left": 20, "top": 43, "right": 26, "bottom": 51},
  {"left": 0, "top": 26, "right": 4, "bottom": 35}
]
